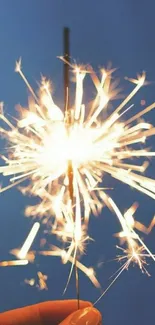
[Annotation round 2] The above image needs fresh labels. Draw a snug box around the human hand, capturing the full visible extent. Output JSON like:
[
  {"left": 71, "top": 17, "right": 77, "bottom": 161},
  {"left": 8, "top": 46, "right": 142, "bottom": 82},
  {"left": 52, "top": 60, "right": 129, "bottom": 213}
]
[{"left": 0, "top": 300, "right": 102, "bottom": 325}]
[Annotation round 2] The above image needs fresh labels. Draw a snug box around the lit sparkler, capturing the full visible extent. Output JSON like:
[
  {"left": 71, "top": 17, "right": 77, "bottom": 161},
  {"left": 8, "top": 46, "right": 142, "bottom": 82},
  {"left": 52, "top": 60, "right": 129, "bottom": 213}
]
[{"left": 0, "top": 44, "right": 155, "bottom": 298}]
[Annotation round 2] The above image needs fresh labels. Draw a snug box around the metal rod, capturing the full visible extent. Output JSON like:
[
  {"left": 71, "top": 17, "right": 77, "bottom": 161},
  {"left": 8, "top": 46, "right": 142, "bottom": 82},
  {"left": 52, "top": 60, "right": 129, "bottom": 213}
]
[
  {"left": 64, "top": 27, "right": 70, "bottom": 116},
  {"left": 63, "top": 27, "right": 74, "bottom": 208},
  {"left": 75, "top": 258, "right": 80, "bottom": 309},
  {"left": 63, "top": 27, "right": 80, "bottom": 309}
]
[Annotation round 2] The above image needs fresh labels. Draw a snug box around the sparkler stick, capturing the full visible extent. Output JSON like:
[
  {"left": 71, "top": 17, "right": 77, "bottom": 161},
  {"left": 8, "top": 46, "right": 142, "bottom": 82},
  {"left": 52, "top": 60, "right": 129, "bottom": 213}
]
[
  {"left": 63, "top": 27, "right": 80, "bottom": 309},
  {"left": 64, "top": 27, "right": 70, "bottom": 117}
]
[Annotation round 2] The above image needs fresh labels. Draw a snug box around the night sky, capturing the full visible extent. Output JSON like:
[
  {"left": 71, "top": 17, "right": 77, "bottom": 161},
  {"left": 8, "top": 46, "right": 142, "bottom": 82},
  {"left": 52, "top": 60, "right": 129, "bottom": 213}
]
[{"left": 0, "top": 1, "right": 155, "bottom": 324}]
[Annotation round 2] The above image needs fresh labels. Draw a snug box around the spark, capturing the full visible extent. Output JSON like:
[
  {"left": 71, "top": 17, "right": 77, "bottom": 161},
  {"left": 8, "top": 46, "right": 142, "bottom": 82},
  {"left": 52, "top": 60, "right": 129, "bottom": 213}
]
[
  {"left": 24, "top": 278, "right": 35, "bottom": 286},
  {"left": 0, "top": 260, "right": 28, "bottom": 267},
  {"left": 17, "top": 222, "right": 40, "bottom": 259},
  {"left": 24, "top": 272, "right": 48, "bottom": 290},
  {"left": 10, "top": 222, "right": 40, "bottom": 263},
  {"left": 115, "top": 203, "right": 155, "bottom": 242},
  {"left": 37, "top": 271, "right": 48, "bottom": 290},
  {"left": 116, "top": 244, "right": 152, "bottom": 275},
  {"left": 39, "top": 245, "right": 101, "bottom": 289},
  {"left": 94, "top": 220, "right": 155, "bottom": 305}
]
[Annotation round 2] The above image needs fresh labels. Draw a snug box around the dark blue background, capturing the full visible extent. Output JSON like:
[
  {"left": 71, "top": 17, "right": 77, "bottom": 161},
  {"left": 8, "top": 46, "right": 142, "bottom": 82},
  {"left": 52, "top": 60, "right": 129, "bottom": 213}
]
[{"left": 0, "top": 1, "right": 155, "bottom": 324}]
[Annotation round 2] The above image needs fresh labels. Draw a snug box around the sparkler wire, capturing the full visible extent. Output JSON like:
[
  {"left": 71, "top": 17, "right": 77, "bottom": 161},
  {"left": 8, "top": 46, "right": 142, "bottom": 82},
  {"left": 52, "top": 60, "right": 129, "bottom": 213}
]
[{"left": 63, "top": 27, "right": 80, "bottom": 309}]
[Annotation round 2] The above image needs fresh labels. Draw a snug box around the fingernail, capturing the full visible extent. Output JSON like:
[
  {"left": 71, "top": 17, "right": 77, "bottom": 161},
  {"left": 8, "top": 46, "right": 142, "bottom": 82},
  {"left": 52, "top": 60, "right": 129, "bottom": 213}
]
[{"left": 69, "top": 307, "right": 102, "bottom": 325}]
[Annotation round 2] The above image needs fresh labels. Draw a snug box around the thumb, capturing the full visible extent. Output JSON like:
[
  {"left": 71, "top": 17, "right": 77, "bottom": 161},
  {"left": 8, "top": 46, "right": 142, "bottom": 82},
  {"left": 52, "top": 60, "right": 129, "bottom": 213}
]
[{"left": 59, "top": 307, "right": 102, "bottom": 325}]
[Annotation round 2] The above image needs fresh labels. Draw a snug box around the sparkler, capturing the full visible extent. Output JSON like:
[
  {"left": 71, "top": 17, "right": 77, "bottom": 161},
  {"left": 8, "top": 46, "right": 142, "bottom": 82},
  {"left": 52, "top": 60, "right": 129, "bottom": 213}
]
[{"left": 0, "top": 29, "right": 155, "bottom": 303}]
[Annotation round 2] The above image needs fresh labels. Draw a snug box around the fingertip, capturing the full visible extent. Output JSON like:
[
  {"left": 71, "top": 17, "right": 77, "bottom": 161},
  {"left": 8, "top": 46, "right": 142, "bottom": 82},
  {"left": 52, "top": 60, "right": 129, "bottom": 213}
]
[{"left": 59, "top": 306, "right": 102, "bottom": 325}]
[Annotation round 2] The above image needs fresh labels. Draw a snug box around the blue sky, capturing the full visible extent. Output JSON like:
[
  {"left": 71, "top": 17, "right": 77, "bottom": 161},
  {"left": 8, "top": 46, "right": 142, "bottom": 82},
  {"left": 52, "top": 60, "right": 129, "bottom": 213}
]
[{"left": 0, "top": 1, "right": 155, "bottom": 324}]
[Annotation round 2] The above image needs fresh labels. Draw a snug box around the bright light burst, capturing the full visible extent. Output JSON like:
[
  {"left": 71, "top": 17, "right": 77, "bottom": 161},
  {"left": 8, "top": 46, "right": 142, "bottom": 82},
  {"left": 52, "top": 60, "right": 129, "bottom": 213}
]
[{"left": 0, "top": 58, "right": 155, "bottom": 296}]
